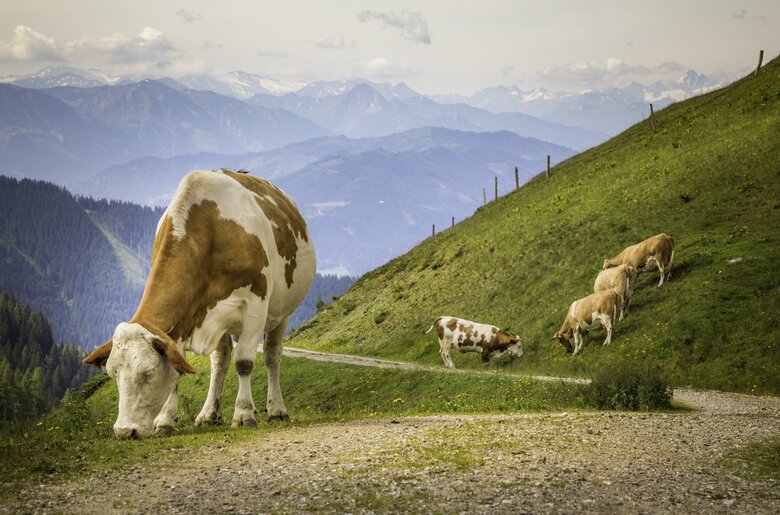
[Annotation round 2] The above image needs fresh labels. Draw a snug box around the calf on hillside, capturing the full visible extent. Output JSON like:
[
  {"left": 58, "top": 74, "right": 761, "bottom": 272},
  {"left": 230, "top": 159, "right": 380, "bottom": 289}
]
[
  {"left": 603, "top": 233, "right": 674, "bottom": 287},
  {"left": 84, "top": 169, "right": 316, "bottom": 439},
  {"left": 426, "top": 316, "right": 522, "bottom": 369},
  {"left": 553, "top": 290, "right": 621, "bottom": 355},
  {"left": 594, "top": 264, "right": 637, "bottom": 320}
]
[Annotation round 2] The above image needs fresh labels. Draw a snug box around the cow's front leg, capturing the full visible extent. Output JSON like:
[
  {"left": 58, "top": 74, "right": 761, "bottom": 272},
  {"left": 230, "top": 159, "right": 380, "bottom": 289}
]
[
  {"left": 265, "top": 318, "right": 289, "bottom": 421},
  {"left": 232, "top": 305, "right": 266, "bottom": 428},
  {"left": 196, "top": 333, "right": 232, "bottom": 425},
  {"left": 154, "top": 382, "right": 178, "bottom": 436},
  {"left": 573, "top": 327, "right": 583, "bottom": 355}
]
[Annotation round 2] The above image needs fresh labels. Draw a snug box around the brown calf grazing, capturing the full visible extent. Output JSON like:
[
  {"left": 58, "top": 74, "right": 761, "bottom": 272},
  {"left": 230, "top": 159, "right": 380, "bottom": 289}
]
[
  {"left": 594, "top": 264, "right": 637, "bottom": 320},
  {"left": 603, "top": 233, "right": 674, "bottom": 287},
  {"left": 553, "top": 290, "right": 621, "bottom": 355},
  {"left": 426, "top": 316, "right": 522, "bottom": 369}
]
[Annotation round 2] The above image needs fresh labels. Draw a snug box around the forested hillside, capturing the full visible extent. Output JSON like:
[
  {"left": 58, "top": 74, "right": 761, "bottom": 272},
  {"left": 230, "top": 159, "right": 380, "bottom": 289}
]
[
  {"left": 288, "top": 57, "right": 780, "bottom": 394},
  {"left": 0, "top": 292, "right": 93, "bottom": 422},
  {"left": 0, "top": 175, "right": 352, "bottom": 348}
]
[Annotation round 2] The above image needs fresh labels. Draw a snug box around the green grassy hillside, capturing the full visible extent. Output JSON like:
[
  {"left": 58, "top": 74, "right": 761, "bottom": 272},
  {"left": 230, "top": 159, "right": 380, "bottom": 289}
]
[{"left": 288, "top": 57, "right": 780, "bottom": 394}]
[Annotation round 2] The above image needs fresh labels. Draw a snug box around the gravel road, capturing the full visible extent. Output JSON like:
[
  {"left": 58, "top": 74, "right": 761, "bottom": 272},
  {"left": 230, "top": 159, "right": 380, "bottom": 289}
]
[{"left": 8, "top": 352, "right": 780, "bottom": 514}]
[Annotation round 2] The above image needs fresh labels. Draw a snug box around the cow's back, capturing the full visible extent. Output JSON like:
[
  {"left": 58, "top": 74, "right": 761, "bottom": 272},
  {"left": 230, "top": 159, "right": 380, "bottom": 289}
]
[{"left": 150, "top": 169, "right": 315, "bottom": 334}]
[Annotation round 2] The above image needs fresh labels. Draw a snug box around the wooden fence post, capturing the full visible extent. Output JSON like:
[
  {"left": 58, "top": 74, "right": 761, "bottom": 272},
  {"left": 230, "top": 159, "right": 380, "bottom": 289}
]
[
  {"left": 755, "top": 49, "right": 764, "bottom": 76},
  {"left": 432, "top": 224, "right": 435, "bottom": 236},
  {"left": 546, "top": 155, "right": 551, "bottom": 177},
  {"left": 483, "top": 188, "right": 486, "bottom": 206},
  {"left": 650, "top": 103, "right": 656, "bottom": 130},
  {"left": 514, "top": 166, "right": 519, "bottom": 190},
  {"left": 451, "top": 216, "right": 455, "bottom": 228},
  {"left": 494, "top": 176, "right": 498, "bottom": 201}
]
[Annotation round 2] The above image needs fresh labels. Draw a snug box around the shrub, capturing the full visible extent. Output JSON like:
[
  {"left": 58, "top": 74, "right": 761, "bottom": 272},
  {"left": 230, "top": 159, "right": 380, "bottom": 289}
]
[{"left": 586, "top": 360, "right": 672, "bottom": 411}]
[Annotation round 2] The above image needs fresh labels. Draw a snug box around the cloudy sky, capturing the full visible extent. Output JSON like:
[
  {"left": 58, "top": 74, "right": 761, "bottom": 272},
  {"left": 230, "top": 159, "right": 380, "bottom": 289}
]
[{"left": 0, "top": 0, "right": 777, "bottom": 95}]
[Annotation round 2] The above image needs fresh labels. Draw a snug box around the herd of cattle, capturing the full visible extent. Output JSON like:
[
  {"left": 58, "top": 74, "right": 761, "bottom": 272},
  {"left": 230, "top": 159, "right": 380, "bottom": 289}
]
[
  {"left": 428, "top": 233, "right": 675, "bottom": 367},
  {"left": 82, "top": 169, "right": 675, "bottom": 439}
]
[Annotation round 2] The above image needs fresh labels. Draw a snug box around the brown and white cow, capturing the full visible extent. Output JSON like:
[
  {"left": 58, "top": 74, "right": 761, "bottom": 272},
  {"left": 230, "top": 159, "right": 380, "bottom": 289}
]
[
  {"left": 83, "top": 169, "right": 316, "bottom": 439},
  {"left": 426, "top": 316, "right": 522, "bottom": 369},
  {"left": 594, "top": 264, "right": 637, "bottom": 320},
  {"left": 553, "top": 289, "right": 621, "bottom": 355},
  {"left": 603, "top": 233, "right": 675, "bottom": 287}
]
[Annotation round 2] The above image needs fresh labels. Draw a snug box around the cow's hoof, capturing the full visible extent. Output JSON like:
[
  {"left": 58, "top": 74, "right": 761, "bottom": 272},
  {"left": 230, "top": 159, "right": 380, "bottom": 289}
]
[
  {"left": 268, "top": 413, "right": 290, "bottom": 422},
  {"left": 195, "top": 411, "right": 222, "bottom": 426},
  {"left": 154, "top": 425, "right": 174, "bottom": 437},
  {"left": 231, "top": 417, "right": 258, "bottom": 428}
]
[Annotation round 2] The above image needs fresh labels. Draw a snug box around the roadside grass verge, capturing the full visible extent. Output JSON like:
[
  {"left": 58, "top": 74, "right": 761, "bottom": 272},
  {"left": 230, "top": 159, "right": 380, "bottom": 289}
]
[{"left": 0, "top": 354, "right": 589, "bottom": 496}]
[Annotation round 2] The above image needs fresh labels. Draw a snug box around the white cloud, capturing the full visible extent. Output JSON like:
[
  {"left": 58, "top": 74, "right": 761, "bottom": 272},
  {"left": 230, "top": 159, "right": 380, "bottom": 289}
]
[
  {"left": 0, "top": 25, "right": 183, "bottom": 71},
  {"left": 176, "top": 9, "right": 202, "bottom": 23},
  {"left": 317, "top": 37, "right": 355, "bottom": 51},
  {"left": 352, "top": 57, "right": 418, "bottom": 80},
  {"left": 536, "top": 57, "right": 656, "bottom": 90},
  {"left": 257, "top": 49, "right": 291, "bottom": 58},
  {"left": 357, "top": 10, "right": 431, "bottom": 44},
  {"left": 0, "top": 25, "right": 64, "bottom": 61}
]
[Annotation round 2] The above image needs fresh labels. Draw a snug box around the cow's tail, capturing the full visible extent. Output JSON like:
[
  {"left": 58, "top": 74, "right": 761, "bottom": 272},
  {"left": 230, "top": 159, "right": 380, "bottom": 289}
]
[{"left": 425, "top": 317, "right": 443, "bottom": 334}]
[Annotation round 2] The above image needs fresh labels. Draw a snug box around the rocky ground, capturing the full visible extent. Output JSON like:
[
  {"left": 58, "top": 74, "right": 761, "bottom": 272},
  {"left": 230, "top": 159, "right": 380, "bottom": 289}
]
[{"left": 8, "top": 387, "right": 780, "bottom": 514}]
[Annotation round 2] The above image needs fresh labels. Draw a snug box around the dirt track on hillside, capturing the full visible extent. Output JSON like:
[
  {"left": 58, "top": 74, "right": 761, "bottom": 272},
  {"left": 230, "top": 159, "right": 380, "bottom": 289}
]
[{"left": 8, "top": 352, "right": 780, "bottom": 514}]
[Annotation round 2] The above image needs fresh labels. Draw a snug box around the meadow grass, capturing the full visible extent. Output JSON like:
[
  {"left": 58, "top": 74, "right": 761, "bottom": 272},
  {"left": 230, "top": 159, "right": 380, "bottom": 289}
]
[
  {"left": 289, "top": 57, "right": 780, "bottom": 395},
  {"left": 0, "top": 354, "right": 588, "bottom": 494}
]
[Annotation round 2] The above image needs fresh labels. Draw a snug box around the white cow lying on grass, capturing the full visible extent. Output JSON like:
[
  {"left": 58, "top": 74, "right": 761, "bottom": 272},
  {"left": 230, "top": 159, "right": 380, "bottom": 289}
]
[{"left": 426, "top": 316, "right": 522, "bottom": 369}]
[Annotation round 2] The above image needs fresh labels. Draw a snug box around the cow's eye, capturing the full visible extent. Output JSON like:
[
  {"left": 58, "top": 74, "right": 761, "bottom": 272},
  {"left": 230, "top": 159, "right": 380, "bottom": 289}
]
[{"left": 139, "top": 369, "right": 154, "bottom": 383}]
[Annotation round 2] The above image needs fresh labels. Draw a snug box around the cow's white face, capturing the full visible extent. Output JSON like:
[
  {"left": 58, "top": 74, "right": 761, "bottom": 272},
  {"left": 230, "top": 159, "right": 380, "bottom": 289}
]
[{"left": 104, "top": 323, "right": 179, "bottom": 439}]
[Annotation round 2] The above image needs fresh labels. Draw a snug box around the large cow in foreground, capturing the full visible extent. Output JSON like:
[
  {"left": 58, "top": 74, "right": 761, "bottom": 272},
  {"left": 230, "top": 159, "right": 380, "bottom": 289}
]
[
  {"left": 426, "top": 316, "right": 522, "bottom": 369},
  {"left": 553, "top": 289, "right": 621, "bottom": 355},
  {"left": 84, "top": 169, "right": 316, "bottom": 439},
  {"left": 594, "top": 264, "right": 637, "bottom": 320},
  {"left": 603, "top": 233, "right": 674, "bottom": 287}
]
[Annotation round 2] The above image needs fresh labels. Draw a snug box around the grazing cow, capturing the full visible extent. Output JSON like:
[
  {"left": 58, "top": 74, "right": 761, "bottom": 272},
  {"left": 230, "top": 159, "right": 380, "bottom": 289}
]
[
  {"left": 426, "top": 316, "right": 522, "bottom": 369},
  {"left": 594, "top": 264, "right": 637, "bottom": 320},
  {"left": 553, "top": 290, "right": 621, "bottom": 355},
  {"left": 603, "top": 233, "right": 675, "bottom": 287},
  {"left": 83, "top": 169, "right": 316, "bottom": 439}
]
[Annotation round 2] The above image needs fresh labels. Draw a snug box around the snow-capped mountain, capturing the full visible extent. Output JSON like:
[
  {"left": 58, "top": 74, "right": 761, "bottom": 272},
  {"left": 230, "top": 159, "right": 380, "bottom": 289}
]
[
  {"left": 0, "top": 66, "right": 119, "bottom": 89},
  {"left": 296, "top": 79, "right": 421, "bottom": 100},
  {"left": 459, "top": 70, "right": 735, "bottom": 134},
  {"left": 176, "top": 71, "right": 306, "bottom": 99}
]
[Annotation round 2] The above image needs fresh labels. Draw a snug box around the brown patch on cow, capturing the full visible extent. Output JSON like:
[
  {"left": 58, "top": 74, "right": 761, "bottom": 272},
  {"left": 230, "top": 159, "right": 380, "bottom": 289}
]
[
  {"left": 446, "top": 318, "right": 458, "bottom": 331},
  {"left": 491, "top": 327, "right": 497, "bottom": 334},
  {"left": 224, "top": 171, "right": 309, "bottom": 288},
  {"left": 435, "top": 320, "right": 444, "bottom": 340},
  {"left": 235, "top": 359, "right": 254, "bottom": 376},
  {"left": 132, "top": 200, "right": 270, "bottom": 344}
]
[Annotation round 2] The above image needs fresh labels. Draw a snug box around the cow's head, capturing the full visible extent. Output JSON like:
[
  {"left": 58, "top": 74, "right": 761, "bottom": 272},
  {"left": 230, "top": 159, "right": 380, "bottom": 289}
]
[
  {"left": 496, "top": 330, "right": 524, "bottom": 359},
  {"left": 553, "top": 330, "right": 574, "bottom": 353},
  {"left": 83, "top": 322, "right": 195, "bottom": 439}
]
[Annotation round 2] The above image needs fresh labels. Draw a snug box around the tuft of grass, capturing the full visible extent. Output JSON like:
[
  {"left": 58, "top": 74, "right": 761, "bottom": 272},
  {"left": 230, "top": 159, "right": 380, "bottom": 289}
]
[
  {"left": 289, "top": 57, "right": 780, "bottom": 395},
  {"left": 586, "top": 359, "right": 673, "bottom": 411}
]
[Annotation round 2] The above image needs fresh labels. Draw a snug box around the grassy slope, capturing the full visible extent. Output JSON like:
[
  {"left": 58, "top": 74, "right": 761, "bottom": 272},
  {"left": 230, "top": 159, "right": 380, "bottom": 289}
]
[{"left": 289, "top": 57, "right": 780, "bottom": 394}]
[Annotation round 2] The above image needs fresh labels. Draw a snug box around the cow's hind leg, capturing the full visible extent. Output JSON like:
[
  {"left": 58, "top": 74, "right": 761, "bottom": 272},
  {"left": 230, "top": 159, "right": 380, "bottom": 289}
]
[
  {"left": 196, "top": 333, "right": 232, "bottom": 425},
  {"left": 602, "top": 316, "right": 613, "bottom": 346},
  {"left": 231, "top": 301, "right": 267, "bottom": 428},
  {"left": 440, "top": 339, "right": 455, "bottom": 369},
  {"left": 265, "top": 317, "right": 290, "bottom": 421}
]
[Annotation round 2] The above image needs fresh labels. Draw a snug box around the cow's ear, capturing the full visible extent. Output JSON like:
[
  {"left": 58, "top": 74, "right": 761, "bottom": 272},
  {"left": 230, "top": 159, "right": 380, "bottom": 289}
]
[
  {"left": 151, "top": 335, "right": 197, "bottom": 375},
  {"left": 83, "top": 339, "right": 113, "bottom": 367}
]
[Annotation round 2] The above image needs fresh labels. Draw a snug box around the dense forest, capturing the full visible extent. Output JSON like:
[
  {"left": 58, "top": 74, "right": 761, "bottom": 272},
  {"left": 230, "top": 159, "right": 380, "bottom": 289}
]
[
  {"left": 0, "top": 291, "right": 94, "bottom": 422},
  {"left": 0, "top": 175, "right": 353, "bottom": 350}
]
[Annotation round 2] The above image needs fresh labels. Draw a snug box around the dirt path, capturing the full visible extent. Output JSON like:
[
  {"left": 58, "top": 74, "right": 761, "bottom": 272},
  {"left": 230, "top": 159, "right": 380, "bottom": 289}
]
[{"left": 9, "top": 353, "right": 780, "bottom": 514}]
